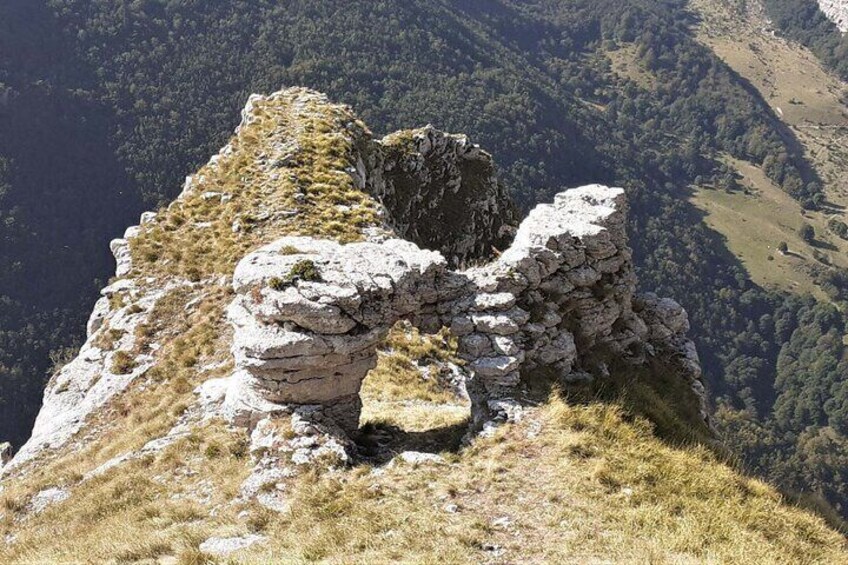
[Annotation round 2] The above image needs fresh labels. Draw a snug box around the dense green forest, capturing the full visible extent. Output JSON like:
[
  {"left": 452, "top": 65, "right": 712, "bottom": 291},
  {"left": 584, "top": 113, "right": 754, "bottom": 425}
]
[
  {"left": 0, "top": 0, "right": 846, "bottom": 520},
  {"left": 762, "top": 0, "right": 848, "bottom": 80}
]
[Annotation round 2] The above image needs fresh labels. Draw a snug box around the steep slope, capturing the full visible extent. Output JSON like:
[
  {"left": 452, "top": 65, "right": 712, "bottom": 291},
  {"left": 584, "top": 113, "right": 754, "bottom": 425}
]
[
  {"left": 690, "top": 0, "right": 848, "bottom": 524},
  {"left": 692, "top": 0, "right": 848, "bottom": 297},
  {"left": 0, "top": 89, "right": 844, "bottom": 563},
  {"left": 0, "top": 0, "right": 826, "bottom": 443},
  {"left": 761, "top": 0, "right": 848, "bottom": 78}
]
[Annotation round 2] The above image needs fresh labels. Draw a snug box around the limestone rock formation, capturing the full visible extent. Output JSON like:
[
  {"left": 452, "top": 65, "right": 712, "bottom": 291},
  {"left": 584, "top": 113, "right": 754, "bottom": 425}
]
[
  {"left": 226, "top": 184, "right": 709, "bottom": 433},
  {"left": 227, "top": 235, "right": 454, "bottom": 431},
  {"left": 7, "top": 272, "right": 175, "bottom": 471},
  {"left": 4, "top": 87, "right": 707, "bottom": 490},
  {"left": 364, "top": 126, "right": 516, "bottom": 267}
]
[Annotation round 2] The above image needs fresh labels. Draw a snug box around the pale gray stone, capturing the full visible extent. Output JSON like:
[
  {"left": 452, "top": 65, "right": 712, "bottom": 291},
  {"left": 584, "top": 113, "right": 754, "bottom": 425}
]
[{"left": 199, "top": 535, "right": 266, "bottom": 556}]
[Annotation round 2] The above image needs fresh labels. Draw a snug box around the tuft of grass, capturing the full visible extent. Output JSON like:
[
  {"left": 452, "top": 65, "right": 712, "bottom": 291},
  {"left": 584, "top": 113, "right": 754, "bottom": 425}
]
[
  {"left": 361, "top": 322, "right": 464, "bottom": 406},
  {"left": 93, "top": 327, "right": 124, "bottom": 351},
  {"left": 127, "top": 90, "right": 381, "bottom": 285},
  {"left": 268, "top": 259, "right": 322, "bottom": 291},
  {"left": 110, "top": 351, "right": 137, "bottom": 375},
  {"left": 286, "top": 259, "right": 321, "bottom": 282}
]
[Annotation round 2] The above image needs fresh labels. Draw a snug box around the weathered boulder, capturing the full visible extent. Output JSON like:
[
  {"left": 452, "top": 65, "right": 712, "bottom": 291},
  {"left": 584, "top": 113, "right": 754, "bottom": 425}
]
[
  {"left": 229, "top": 235, "right": 458, "bottom": 431},
  {"left": 0, "top": 442, "right": 11, "bottom": 465}
]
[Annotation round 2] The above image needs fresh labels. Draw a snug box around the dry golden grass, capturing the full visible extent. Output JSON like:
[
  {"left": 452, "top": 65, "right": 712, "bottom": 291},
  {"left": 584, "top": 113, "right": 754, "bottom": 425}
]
[
  {"left": 1, "top": 419, "right": 252, "bottom": 564},
  {"left": 0, "top": 286, "right": 243, "bottom": 562},
  {"left": 129, "top": 92, "right": 381, "bottom": 283},
  {"left": 361, "top": 321, "right": 463, "bottom": 405},
  {"left": 225, "top": 393, "right": 846, "bottom": 564},
  {"left": 690, "top": 156, "right": 838, "bottom": 300},
  {"left": 4, "top": 351, "right": 846, "bottom": 563},
  {"left": 359, "top": 321, "right": 470, "bottom": 433}
]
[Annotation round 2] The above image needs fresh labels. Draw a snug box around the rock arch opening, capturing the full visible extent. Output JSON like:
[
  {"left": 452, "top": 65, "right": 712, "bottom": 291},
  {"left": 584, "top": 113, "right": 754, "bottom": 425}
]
[{"left": 224, "top": 185, "right": 707, "bottom": 438}]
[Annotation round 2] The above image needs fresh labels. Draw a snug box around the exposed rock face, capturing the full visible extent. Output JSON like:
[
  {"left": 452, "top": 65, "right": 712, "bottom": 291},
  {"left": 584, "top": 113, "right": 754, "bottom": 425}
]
[
  {"left": 227, "top": 236, "right": 453, "bottom": 431},
  {"left": 227, "top": 184, "right": 708, "bottom": 432},
  {"left": 818, "top": 0, "right": 848, "bottom": 32},
  {"left": 198, "top": 535, "right": 266, "bottom": 556},
  {"left": 7, "top": 265, "right": 172, "bottom": 471},
  {"left": 363, "top": 126, "right": 516, "bottom": 267}
]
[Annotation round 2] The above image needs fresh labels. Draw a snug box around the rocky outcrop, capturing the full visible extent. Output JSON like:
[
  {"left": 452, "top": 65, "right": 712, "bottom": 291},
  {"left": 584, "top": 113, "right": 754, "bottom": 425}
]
[
  {"left": 6, "top": 270, "right": 180, "bottom": 471},
  {"left": 227, "top": 184, "right": 708, "bottom": 433},
  {"left": 227, "top": 236, "right": 453, "bottom": 431},
  {"left": 363, "top": 126, "right": 516, "bottom": 267},
  {"left": 818, "top": 0, "right": 848, "bottom": 32},
  {"left": 5, "top": 87, "right": 707, "bottom": 480}
]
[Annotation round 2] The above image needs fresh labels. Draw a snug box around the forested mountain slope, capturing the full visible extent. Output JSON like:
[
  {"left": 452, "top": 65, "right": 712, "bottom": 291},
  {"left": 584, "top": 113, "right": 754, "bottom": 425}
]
[
  {"left": 0, "top": 0, "right": 847, "bottom": 521},
  {"left": 763, "top": 0, "right": 848, "bottom": 76}
]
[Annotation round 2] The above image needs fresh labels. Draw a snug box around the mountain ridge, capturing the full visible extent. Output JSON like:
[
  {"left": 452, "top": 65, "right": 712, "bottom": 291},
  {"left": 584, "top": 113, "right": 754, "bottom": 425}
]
[
  {"left": 2, "top": 0, "right": 848, "bottom": 545},
  {"left": 0, "top": 88, "right": 844, "bottom": 563}
]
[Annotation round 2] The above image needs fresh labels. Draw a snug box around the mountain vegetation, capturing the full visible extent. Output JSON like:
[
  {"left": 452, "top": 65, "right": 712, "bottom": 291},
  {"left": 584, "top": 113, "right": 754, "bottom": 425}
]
[
  {"left": 0, "top": 0, "right": 847, "bottom": 523},
  {"left": 762, "top": 0, "right": 848, "bottom": 79}
]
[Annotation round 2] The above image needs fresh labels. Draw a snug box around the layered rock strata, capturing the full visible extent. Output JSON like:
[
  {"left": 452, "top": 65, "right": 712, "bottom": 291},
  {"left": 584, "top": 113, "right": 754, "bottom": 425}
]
[{"left": 228, "top": 185, "right": 708, "bottom": 433}]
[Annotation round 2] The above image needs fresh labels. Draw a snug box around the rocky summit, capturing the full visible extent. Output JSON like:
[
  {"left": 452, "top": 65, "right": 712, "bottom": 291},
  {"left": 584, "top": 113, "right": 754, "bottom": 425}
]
[
  {"left": 0, "top": 88, "right": 844, "bottom": 563},
  {"left": 6, "top": 88, "right": 706, "bottom": 472}
]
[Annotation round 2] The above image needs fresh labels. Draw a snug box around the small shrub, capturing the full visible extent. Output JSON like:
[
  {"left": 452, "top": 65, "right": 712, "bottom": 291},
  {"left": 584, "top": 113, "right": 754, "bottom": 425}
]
[
  {"left": 228, "top": 437, "right": 250, "bottom": 459},
  {"left": 289, "top": 259, "right": 321, "bottom": 282},
  {"left": 259, "top": 481, "right": 278, "bottom": 493},
  {"left": 828, "top": 218, "right": 848, "bottom": 240},
  {"left": 246, "top": 508, "right": 272, "bottom": 532},
  {"left": 2, "top": 495, "right": 26, "bottom": 513},
  {"left": 94, "top": 328, "right": 125, "bottom": 351},
  {"left": 800, "top": 222, "right": 815, "bottom": 243},
  {"left": 134, "top": 323, "right": 154, "bottom": 341},
  {"left": 111, "top": 351, "right": 137, "bottom": 375},
  {"left": 48, "top": 346, "right": 79, "bottom": 374},
  {"left": 109, "top": 293, "right": 126, "bottom": 310},
  {"left": 269, "top": 259, "right": 322, "bottom": 290}
]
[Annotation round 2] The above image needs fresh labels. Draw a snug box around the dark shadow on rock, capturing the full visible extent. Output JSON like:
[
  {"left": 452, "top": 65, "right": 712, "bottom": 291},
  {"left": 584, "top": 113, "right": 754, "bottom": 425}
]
[
  {"left": 811, "top": 239, "right": 839, "bottom": 251},
  {"left": 352, "top": 419, "right": 469, "bottom": 466}
]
